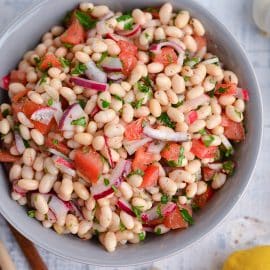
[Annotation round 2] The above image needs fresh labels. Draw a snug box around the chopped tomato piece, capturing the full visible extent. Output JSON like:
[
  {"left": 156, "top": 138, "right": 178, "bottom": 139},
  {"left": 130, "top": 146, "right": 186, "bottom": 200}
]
[
  {"left": 132, "top": 147, "right": 155, "bottom": 171},
  {"left": 124, "top": 118, "right": 145, "bottom": 141},
  {"left": 152, "top": 47, "right": 178, "bottom": 67},
  {"left": 140, "top": 165, "right": 159, "bottom": 188},
  {"left": 163, "top": 206, "right": 189, "bottom": 229},
  {"left": 12, "top": 89, "right": 29, "bottom": 103},
  {"left": 10, "top": 70, "right": 27, "bottom": 85},
  {"left": 193, "top": 186, "right": 214, "bottom": 208},
  {"left": 202, "top": 167, "right": 216, "bottom": 181},
  {"left": 74, "top": 149, "right": 103, "bottom": 184},
  {"left": 215, "top": 83, "right": 237, "bottom": 96},
  {"left": 221, "top": 115, "right": 231, "bottom": 127},
  {"left": 61, "top": 18, "right": 85, "bottom": 45},
  {"left": 161, "top": 143, "right": 181, "bottom": 162},
  {"left": 1, "top": 74, "right": 10, "bottom": 89},
  {"left": 118, "top": 40, "right": 138, "bottom": 56},
  {"left": 221, "top": 114, "right": 245, "bottom": 141},
  {"left": 186, "top": 111, "right": 198, "bottom": 125},
  {"left": 0, "top": 151, "right": 20, "bottom": 162},
  {"left": 193, "top": 35, "right": 207, "bottom": 51},
  {"left": 45, "top": 137, "right": 70, "bottom": 156},
  {"left": 145, "top": 218, "right": 163, "bottom": 226},
  {"left": 39, "top": 54, "right": 61, "bottom": 71},
  {"left": 119, "top": 52, "right": 137, "bottom": 76},
  {"left": 191, "top": 139, "right": 218, "bottom": 159}
]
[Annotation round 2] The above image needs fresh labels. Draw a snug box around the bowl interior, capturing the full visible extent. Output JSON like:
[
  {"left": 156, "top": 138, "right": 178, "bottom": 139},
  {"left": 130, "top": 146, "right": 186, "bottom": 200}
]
[{"left": 0, "top": 0, "right": 262, "bottom": 266}]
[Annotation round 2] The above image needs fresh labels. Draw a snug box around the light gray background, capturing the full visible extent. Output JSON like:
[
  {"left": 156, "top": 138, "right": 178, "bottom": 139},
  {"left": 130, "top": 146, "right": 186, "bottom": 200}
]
[{"left": 0, "top": 0, "right": 269, "bottom": 269}]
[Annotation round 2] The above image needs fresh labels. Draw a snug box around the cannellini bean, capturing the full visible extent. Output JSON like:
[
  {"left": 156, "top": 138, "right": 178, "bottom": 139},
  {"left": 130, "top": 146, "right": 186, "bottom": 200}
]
[
  {"left": 78, "top": 220, "right": 92, "bottom": 236},
  {"left": 223, "top": 70, "right": 238, "bottom": 84},
  {"left": 165, "top": 26, "right": 183, "bottom": 38},
  {"left": 39, "top": 174, "right": 57, "bottom": 193},
  {"left": 185, "top": 160, "right": 201, "bottom": 174},
  {"left": 74, "top": 133, "right": 93, "bottom": 146},
  {"left": 127, "top": 174, "right": 143, "bottom": 188},
  {"left": 190, "top": 18, "right": 205, "bottom": 36},
  {"left": 59, "top": 177, "right": 73, "bottom": 197},
  {"left": 33, "top": 194, "right": 49, "bottom": 214},
  {"left": 66, "top": 214, "right": 79, "bottom": 234},
  {"left": 94, "top": 109, "right": 116, "bottom": 123},
  {"left": 17, "top": 112, "right": 33, "bottom": 128},
  {"left": 156, "top": 74, "right": 171, "bottom": 91},
  {"left": 132, "top": 9, "right": 146, "bottom": 25},
  {"left": 109, "top": 212, "right": 120, "bottom": 232},
  {"left": 18, "top": 179, "right": 39, "bottom": 191},
  {"left": 9, "top": 82, "right": 26, "bottom": 95},
  {"left": 73, "top": 182, "right": 90, "bottom": 200},
  {"left": 122, "top": 104, "right": 134, "bottom": 123},
  {"left": 0, "top": 119, "right": 10, "bottom": 134},
  {"left": 9, "top": 164, "right": 22, "bottom": 180},
  {"left": 203, "top": 76, "right": 217, "bottom": 92},
  {"left": 197, "top": 105, "right": 212, "bottom": 120},
  {"left": 139, "top": 27, "right": 154, "bottom": 46},
  {"left": 120, "top": 211, "right": 134, "bottom": 230},
  {"left": 196, "top": 181, "right": 208, "bottom": 195},
  {"left": 134, "top": 106, "right": 150, "bottom": 118},
  {"left": 159, "top": 177, "right": 177, "bottom": 196},
  {"left": 30, "top": 129, "right": 44, "bottom": 145},
  {"left": 154, "top": 90, "right": 169, "bottom": 106},
  {"left": 22, "top": 148, "right": 36, "bottom": 166},
  {"left": 211, "top": 125, "right": 224, "bottom": 135},
  {"left": 87, "top": 121, "right": 97, "bottom": 134},
  {"left": 100, "top": 206, "right": 112, "bottom": 228},
  {"left": 186, "top": 182, "right": 198, "bottom": 198},
  {"left": 154, "top": 224, "right": 170, "bottom": 234},
  {"left": 189, "top": 119, "right": 206, "bottom": 133},
  {"left": 172, "top": 74, "right": 185, "bottom": 94},
  {"left": 212, "top": 173, "right": 227, "bottom": 189},
  {"left": 75, "top": 51, "right": 90, "bottom": 63},
  {"left": 167, "top": 107, "right": 184, "bottom": 123},
  {"left": 91, "top": 5, "right": 109, "bottom": 17},
  {"left": 21, "top": 166, "right": 34, "bottom": 179},
  {"left": 59, "top": 87, "right": 76, "bottom": 102},
  {"left": 159, "top": 3, "right": 173, "bottom": 25},
  {"left": 154, "top": 27, "right": 166, "bottom": 40},
  {"left": 28, "top": 91, "right": 43, "bottom": 104},
  {"left": 103, "top": 231, "right": 117, "bottom": 252},
  {"left": 79, "top": 2, "right": 94, "bottom": 12},
  {"left": 147, "top": 62, "right": 164, "bottom": 73},
  {"left": 234, "top": 99, "right": 245, "bottom": 112},
  {"left": 225, "top": 105, "right": 243, "bottom": 122},
  {"left": 175, "top": 11, "right": 190, "bottom": 28},
  {"left": 119, "top": 182, "right": 133, "bottom": 201},
  {"left": 92, "top": 135, "right": 105, "bottom": 151},
  {"left": 104, "top": 123, "right": 125, "bottom": 138},
  {"left": 149, "top": 99, "right": 162, "bottom": 117},
  {"left": 132, "top": 197, "right": 148, "bottom": 212},
  {"left": 169, "top": 169, "right": 195, "bottom": 183},
  {"left": 109, "top": 83, "right": 125, "bottom": 97},
  {"left": 219, "top": 95, "right": 236, "bottom": 106},
  {"left": 116, "top": 231, "right": 134, "bottom": 242},
  {"left": 206, "top": 115, "right": 222, "bottom": 129},
  {"left": 205, "top": 64, "right": 223, "bottom": 77},
  {"left": 210, "top": 99, "right": 222, "bottom": 115},
  {"left": 165, "top": 63, "right": 182, "bottom": 77},
  {"left": 183, "top": 35, "right": 197, "bottom": 52},
  {"left": 186, "top": 86, "right": 204, "bottom": 100}
]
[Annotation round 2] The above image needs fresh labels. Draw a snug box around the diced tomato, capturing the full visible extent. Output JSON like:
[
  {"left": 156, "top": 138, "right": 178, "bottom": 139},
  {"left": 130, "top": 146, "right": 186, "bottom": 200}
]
[
  {"left": 10, "top": 70, "right": 27, "bottom": 85},
  {"left": 45, "top": 137, "right": 70, "bottom": 156},
  {"left": 221, "top": 114, "right": 245, "bottom": 141},
  {"left": 0, "top": 151, "right": 20, "bottom": 162},
  {"left": 124, "top": 118, "right": 145, "bottom": 141},
  {"left": 193, "top": 186, "right": 214, "bottom": 208},
  {"left": 202, "top": 167, "right": 216, "bottom": 181},
  {"left": 145, "top": 218, "right": 163, "bottom": 226},
  {"left": 74, "top": 149, "right": 103, "bottom": 184},
  {"left": 1, "top": 74, "right": 10, "bottom": 89},
  {"left": 119, "top": 52, "right": 137, "bottom": 76},
  {"left": 152, "top": 47, "right": 178, "bottom": 67},
  {"left": 193, "top": 35, "right": 207, "bottom": 51},
  {"left": 61, "top": 18, "right": 85, "bottom": 45},
  {"left": 39, "top": 54, "right": 61, "bottom": 71},
  {"left": 221, "top": 115, "right": 231, "bottom": 127},
  {"left": 215, "top": 83, "right": 237, "bottom": 96},
  {"left": 241, "top": 89, "right": 250, "bottom": 101},
  {"left": 186, "top": 111, "right": 198, "bottom": 125},
  {"left": 163, "top": 206, "right": 190, "bottom": 229},
  {"left": 12, "top": 89, "right": 29, "bottom": 103},
  {"left": 140, "top": 165, "right": 159, "bottom": 188},
  {"left": 118, "top": 40, "right": 138, "bottom": 56},
  {"left": 191, "top": 139, "right": 218, "bottom": 159},
  {"left": 132, "top": 147, "right": 155, "bottom": 171},
  {"left": 161, "top": 143, "right": 181, "bottom": 162}
]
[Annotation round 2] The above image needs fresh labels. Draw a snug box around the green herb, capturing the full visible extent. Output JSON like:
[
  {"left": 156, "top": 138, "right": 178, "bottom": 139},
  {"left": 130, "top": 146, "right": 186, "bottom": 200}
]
[
  {"left": 116, "top": 13, "right": 132, "bottom": 22},
  {"left": 78, "top": 99, "right": 86, "bottom": 109},
  {"left": 144, "top": 32, "right": 150, "bottom": 39},
  {"left": 202, "top": 135, "right": 215, "bottom": 147},
  {"left": 155, "top": 228, "right": 162, "bottom": 235},
  {"left": 34, "top": 56, "right": 41, "bottom": 66},
  {"left": 128, "top": 169, "right": 145, "bottom": 177},
  {"left": 199, "top": 128, "right": 207, "bottom": 135},
  {"left": 161, "top": 194, "right": 169, "bottom": 204},
  {"left": 94, "top": 229, "right": 100, "bottom": 236},
  {"left": 52, "top": 139, "right": 58, "bottom": 145},
  {"left": 180, "top": 209, "right": 194, "bottom": 225},
  {"left": 138, "top": 232, "right": 145, "bottom": 241},
  {"left": 23, "top": 139, "right": 30, "bottom": 148},
  {"left": 63, "top": 43, "right": 73, "bottom": 49},
  {"left": 183, "top": 76, "right": 190, "bottom": 82},
  {"left": 2, "top": 109, "right": 9, "bottom": 117},
  {"left": 119, "top": 221, "right": 126, "bottom": 231},
  {"left": 59, "top": 57, "right": 71, "bottom": 68},
  {"left": 184, "top": 57, "right": 200, "bottom": 67},
  {"left": 112, "top": 184, "right": 117, "bottom": 192},
  {"left": 124, "top": 21, "right": 133, "bottom": 30},
  {"left": 156, "top": 204, "right": 162, "bottom": 218},
  {"left": 225, "top": 147, "right": 233, "bottom": 157},
  {"left": 167, "top": 146, "right": 185, "bottom": 167},
  {"left": 144, "top": 7, "right": 159, "bottom": 13},
  {"left": 112, "top": 94, "right": 123, "bottom": 102},
  {"left": 71, "top": 117, "right": 86, "bottom": 127},
  {"left": 39, "top": 73, "right": 48, "bottom": 85},
  {"left": 27, "top": 210, "right": 35, "bottom": 218},
  {"left": 157, "top": 112, "right": 175, "bottom": 129},
  {"left": 132, "top": 205, "right": 143, "bottom": 219},
  {"left": 218, "top": 87, "right": 226, "bottom": 93},
  {"left": 104, "top": 178, "right": 110, "bottom": 186},
  {"left": 96, "top": 52, "right": 108, "bottom": 67},
  {"left": 131, "top": 98, "right": 144, "bottom": 109},
  {"left": 75, "top": 10, "right": 97, "bottom": 29},
  {"left": 47, "top": 98, "right": 53, "bottom": 106},
  {"left": 172, "top": 100, "right": 184, "bottom": 108},
  {"left": 137, "top": 82, "right": 150, "bottom": 93},
  {"left": 63, "top": 10, "right": 73, "bottom": 26},
  {"left": 222, "top": 160, "right": 235, "bottom": 175},
  {"left": 71, "top": 63, "right": 87, "bottom": 75},
  {"left": 191, "top": 203, "right": 200, "bottom": 212},
  {"left": 208, "top": 89, "right": 215, "bottom": 97},
  {"left": 101, "top": 99, "right": 110, "bottom": 109}
]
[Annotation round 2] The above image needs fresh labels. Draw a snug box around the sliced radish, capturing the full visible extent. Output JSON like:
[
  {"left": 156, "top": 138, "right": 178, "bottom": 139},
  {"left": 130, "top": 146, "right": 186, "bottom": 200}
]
[
  {"left": 185, "top": 111, "right": 198, "bottom": 125},
  {"left": 107, "top": 72, "right": 125, "bottom": 81},
  {"left": 180, "top": 94, "right": 210, "bottom": 113},
  {"left": 123, "top": 137, "right": 152, "bottom": 155},
  {"left": 90, "top": 105, "right": 100, "bottom": 117},
  {"left": 47, "top": 148, "right": 68, "bottom": 159},
  {"left": 202, "top": 57, "right": 219, "bottom": 65},
  {"left": 70, "top": 77, "right": 108, "bottom": 92},
  {"left": 90, "top": 180, "right": 114, "bottom": 200},
  {"left": 116, "top": 24, "right": 141, "bottom": 38},
  {"left": 147, "top": 141, "right": 166, "bottom": 154},
  {"left": 117, "top": 198, "right": 136, "bottom": 217},
  {"left": 104, "top": 136, "right": 115, "bottom": 168},
  {"left": 51, "top": 101, "right": 63, "bottom": 124},
  {"left": 85, "top": 59, "right": 107, "bottom": 83},
  {"left": 208, "top": 163, "right": 223, "bottom": 170},
  {"left": 236, "top": 88, "right": 249, "bottom": 101},
  {"left": 143, "top": 126, "right": 190, "bottom": 142},
  {"left": 106, "top": 33, "right": 129, "bottom": 42},
  {"left": 141, "top": 202, "right": 176, "bottom": 223},
  {"left": 109, "top": 159, "right": 129, "bottom": 186},
  {"left": 52, "top": 155, "right": 76, "bottom": 177},
  {"left": 14, "top": 132, "right": 25, "bottom": 155},
  {"left": 30, "top": 107, "right": 56, "bottom": 125},
  {"left": 59, "top": 103, "right": 86, "bottom": 131},
  {"left": 48, "top": 195, "right": 69, "bottom": 223},
  {"left": 101, "top": 57, "right": 122, "bottom": 72},
  {"left": 149, "top": 41, "right": 185, "bottom": 65},
  {"left": 1, "top": 74, "right": 10, "bottom": 90}
]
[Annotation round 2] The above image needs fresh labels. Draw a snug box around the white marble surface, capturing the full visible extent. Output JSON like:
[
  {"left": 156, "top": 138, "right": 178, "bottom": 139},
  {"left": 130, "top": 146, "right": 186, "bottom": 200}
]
[{"left": 0, "top": 0, "right": 270, "bottom": 269}]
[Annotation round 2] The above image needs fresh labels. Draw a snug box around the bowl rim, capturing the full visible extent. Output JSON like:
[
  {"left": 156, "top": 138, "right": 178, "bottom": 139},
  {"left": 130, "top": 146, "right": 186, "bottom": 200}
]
[{"left": 0, "top": 0, "right": 263, "bottom": 266}]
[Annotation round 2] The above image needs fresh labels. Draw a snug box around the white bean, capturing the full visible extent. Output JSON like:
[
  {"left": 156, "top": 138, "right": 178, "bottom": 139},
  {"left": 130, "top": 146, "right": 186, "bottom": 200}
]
[
  {"left": 159, "top": 177, "right": 177, "bottom": 196},
  {"left": 120, "top": 211, "right": 134, "bottom": 230}
]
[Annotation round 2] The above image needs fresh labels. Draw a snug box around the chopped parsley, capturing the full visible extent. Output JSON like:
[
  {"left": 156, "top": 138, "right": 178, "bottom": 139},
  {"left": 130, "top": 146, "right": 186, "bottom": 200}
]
[
  {"left": 39, "top": 73, "right": 48, "bottom": 85},
  {"left": 157, "top": 112, "right": 175, "bottom": 129},
  {"left": 131, "top": 98, "right": 144, "bottom": 109},
  {"left": 191, "top": 203, "right": 200, "bottom": 212},
  {"left": 27, "top": 210, "right": 35, "bottom": 218},
  {"left": 144, "top": 32, "right": 150, "bottom": 39},
  {"left": 34, "top": 56, "right": 41, "bottom": 66},
  {"left": 156, "top": 204, "right": 162, "bottom": 218},
  {"left": 222, "top": 160, "right": 235, "bottom": 176},
  {"left": 112, "top": 184, "right": 117, "bottom": 192},
  {"left": 217, "top": 87, "right": 226, "bottom": 93},
  {"left": 128, "top": 169, "right": 145, "bottom": 177},
  {"left": 161, "top": 194, "right": 169, "bottom": 204},
  {"left": 104, "top": 178, "right": 110, "bottom": 186},
  {"left": 208, "top": 89, "right": 215, "bottom": 97},
  {"left": 23, "top": 139, "right": 30, "bottom": 148},
  {"left": 167, "top": 146, "right": 185, "bottom": 167},
  {"left": 119, "top": 221, "right": 126, "bottom": 231},
  {"left": 71, "top": 63, "right": 87, "bottom": 75},
  {"left": 63, "top": 10, "right": 73, "bottom": 26},
  {"left": 2, "top": 109, "right": 9, "bottom": 117},
  {"left": 52, "top": 139, "right": 58, "bottom": 145},
  {"left": 78, "top": 99, "right": 86, "bottom": 109},
  {"left": 63, "top": 43, "right": 73, "bottom": 49},
  {"left": 202, "top": 135, "right": 215, "bottom": 147},
  {"left": 137, "top": 76, "right": 153, "bottom": 93},
  {"left": 155, "top": 227, "right": 162, "bottom": 235},
  {"left": 183, "top": 76, "right": 190, "bottom": 82},
  {"left": 71, "top": 116, "right": 87, "bottom": 127},
  {"left": 172, "top": 100, "right": 184, "bottom": 108},
  {"left": 59, "top": 57, "right": 71, "bottom": 68},
  {"left": 224, "top": 147, "right": 234, "bottom": 157},
  {"left": 180, "top": 208, "right": 194, "bottom": 225},
  {"left": 139, "top": 232, "right": 145, "bottom": 241},
  {"left": 116, "top": 13, "right": 132, "bottom": 22},
  {"left": 112, "top": 94, "right": 123, "bottom": 102},
  {"left": 132, "top": 205, "right": 143, "bottom": 219},
  {"left": 47, "top": 98, "right": 53, "bottom": 106},
  {"left": 101, "top": 99, "right": 110, "bottom": 109},
  {"left": 94, "top": 229, "right": 100, "bottom": 236},
  {"left": 124, "top": 21, "right": 133, "bottom": 30},
  {"left": 96, "top": 52, "right": 108, "bottom": 67},
  {"left": 184, "top": 57, "right": 200, "bottom": 67},
  {"left": 198, "top": 128, "right": 207, "bottom": 135},
  {"left": 75, "top": 11, "right": 97, "bottom": 29}
]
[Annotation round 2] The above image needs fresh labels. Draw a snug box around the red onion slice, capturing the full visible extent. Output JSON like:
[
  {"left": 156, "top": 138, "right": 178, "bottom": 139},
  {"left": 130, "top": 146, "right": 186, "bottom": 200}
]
[
  {"left": 109, "top": 159, "right": 128, "bottom": 186},
  {"left": 14, "top": 132, "right": 25, "bottom": 155},
  {"left": 59, "top": 103, "right": 86, "bottom": 131},
  {"left": 117, "top": 198, "right": 136, "bottom": 217},
  {"left": 85, "top": 59, "right": 107, "bottom": 83},
  {"left": 147, "top": 141, "right": 166, "bottom": 154},
  {"left": 106, "top": 33, "right": 129, "bottom": 42},
  {"left": 116, "top": 24, "right": 141, "bottom": 38},
  {"left": 51, "top": 101, "right": 63, "bottom": 124},
  {"left": 47, "top": 209, "right": 57, "bottom": 223},
  {"left": 101, "top": 57, "right": 123, "bottom": 72},
  {"left": 12, "top": 181, "right": 27, "bottom": 196},
  {"left": 104, "top": 136, "right": 115, "bottom": 168},
  {"left": 1, "top": 74, "right": 10, "bottom": 89},
  {"left": 30, "top": 107, "right": 56, "bottom": 125},
  {"left": 90, "top": 105, "right": 100, "bottom": 117},
  {"left": 143, "top": 126, "right": 190, "bottom": 142},
  {"left": 123, "top": 137, "right": 152, "bottom": 155},
  {"left": 48, "top": 195, "right": 69, "bottom": 223},
  {"left": 52, "top": 155, "right": 76, "bottom": 177},
  {"left": 47, "top": 148, "right": 68, "bottom": 159},
  {"left": 90, "top": 181, "right": 114, "bottom": 200},
  {"left": 220, "top": 134, "right": 234, "bottom": 152},
  {"left": 107, "top": 72, "right": 125, "bottom": 81},
  {"left": 70, "top": 77, "right": 108, "bottom": 92},
  {"left": 180, "top": 94, "right": 210, "bottom": 113}
]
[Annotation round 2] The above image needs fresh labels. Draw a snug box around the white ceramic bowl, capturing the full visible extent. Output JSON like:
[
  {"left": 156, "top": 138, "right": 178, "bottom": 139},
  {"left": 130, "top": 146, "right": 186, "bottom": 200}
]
[{"left": 0, "top": 0, "right": 263, "bottom": 266}]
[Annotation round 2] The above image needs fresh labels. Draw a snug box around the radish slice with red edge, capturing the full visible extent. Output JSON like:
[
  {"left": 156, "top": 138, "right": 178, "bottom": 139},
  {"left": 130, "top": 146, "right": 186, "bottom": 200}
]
[
  {"left": 30, "top": 107, "right": 56, "bottom": 125},
  {"left": 85, "top": 59, "right": 107, "bottom": 83},
  {"left": 52, "top": 155, "right": 76, "bottom": 177},
  {"left": 149, "top": 41, "right": 185, "bottom": 66},
  {"left": 101, "top": 57, "right": 123, "bottom": 72},
  {"left": 236, "top": 88, "right": 249, "bottom": 101},
  {"left": 48, "top": 195, "right": 69, "bottom": 223},
  {"left": 90, "top": 180, "right": 114, "bottom": 200},
  {"left": 107, "top": 72, "right": 125, "bottom": 81},
  {"left": 1, "top": 74, "right": 10, "bottom": 89},
  {"left": 147, "top": 141, "right": 166, "bottom": 154},
  {"left": 117, "top": 198, "right": 136, "bottom": 217},
  {"left": 143, "top": 126, "right": 190, "bottom": 142},
  {"left": 180, "top": 94, "right": 210, "bottom": 113},
  {"left": 70, "top": 77, "right": 108, "bottom": 92},
  {"left": 116, "top": 24, "right": 141, "bottom": 38},
  {"left": 123, "top": 137, "right": 152, "bottom": 155},
  {"left": 14, "top": 132, "right": 25, "bottom": 155},
  {"left": 106, "top": 33, "right": 129, "bottom": 42},
  {"left": 59, "top": 103, "right": 86, "bottom": 131},
  {"left": 141, "top": 202, "right": 176, "bottom": 223}
]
